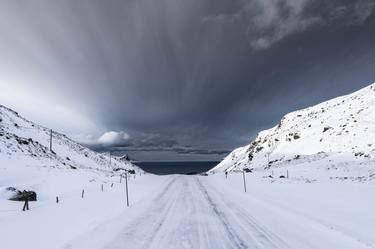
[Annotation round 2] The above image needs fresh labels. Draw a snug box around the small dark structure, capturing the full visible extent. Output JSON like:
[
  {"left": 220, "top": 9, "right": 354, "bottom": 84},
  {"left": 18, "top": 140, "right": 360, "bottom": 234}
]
[
  {"left": 127, "top": 169, "right": 136, "bottom": 174},
  {"left": 8, "top": 188, "right": 37, "bottom": 202},
  {"left": 7, "top": 187, "right": 37, "bottom": 211},
  {"left": 243, "top": 168, "right": 253, "bottom": 173}
]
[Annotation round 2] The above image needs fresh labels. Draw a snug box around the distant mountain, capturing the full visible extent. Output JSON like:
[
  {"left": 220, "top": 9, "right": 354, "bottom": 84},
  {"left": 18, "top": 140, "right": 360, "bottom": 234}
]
[
  {"left": 211, "top": 83, "right": 375, "bottom": 174},
  {"left": 0, "top": 104, "right": 140, "bottom": 173}
]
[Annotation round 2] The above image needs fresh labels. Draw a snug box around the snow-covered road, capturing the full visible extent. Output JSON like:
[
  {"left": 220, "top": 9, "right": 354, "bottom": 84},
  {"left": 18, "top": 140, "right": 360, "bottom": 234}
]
[
  {"left": 66, "top": 175, "right": 375, "bottom": 249},
  {"left": 102, "top": 176, "right": 287, "bottom": 249}
]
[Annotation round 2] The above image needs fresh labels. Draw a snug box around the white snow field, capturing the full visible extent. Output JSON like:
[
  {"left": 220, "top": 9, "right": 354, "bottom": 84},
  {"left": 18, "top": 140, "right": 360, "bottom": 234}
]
[{"left": 1, "top": 173, "right": 374, "bottom": 249}]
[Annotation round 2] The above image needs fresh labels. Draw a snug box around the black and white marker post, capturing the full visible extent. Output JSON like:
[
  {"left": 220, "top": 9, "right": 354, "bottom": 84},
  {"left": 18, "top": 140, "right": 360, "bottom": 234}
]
[
  {"left": 242, "top": 170, "right": 247, "bottom": 193},
  {"left": 125, "top": 172, "right": 129, "bottom": 207}
]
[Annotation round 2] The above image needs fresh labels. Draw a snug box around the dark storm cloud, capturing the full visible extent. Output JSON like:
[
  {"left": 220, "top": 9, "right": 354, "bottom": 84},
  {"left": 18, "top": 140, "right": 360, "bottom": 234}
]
[
  {"left": 203, "top": 0, "right": 375, "bottom": 50},
  {"left": 1, "top": 0, "right": 375, "bottom": 160}
]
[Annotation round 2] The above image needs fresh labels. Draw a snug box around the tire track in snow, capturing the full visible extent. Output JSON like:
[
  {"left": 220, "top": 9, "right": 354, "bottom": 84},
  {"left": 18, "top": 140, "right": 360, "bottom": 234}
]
[
  {"left": 195, "top": 177, "right": 290, "bottom": 249},
  {"left": 240, "top": 194, "right": 375, "bottom": 249},
  {"left": 103, "top": 176, "right": 181, "bottom": 249}
]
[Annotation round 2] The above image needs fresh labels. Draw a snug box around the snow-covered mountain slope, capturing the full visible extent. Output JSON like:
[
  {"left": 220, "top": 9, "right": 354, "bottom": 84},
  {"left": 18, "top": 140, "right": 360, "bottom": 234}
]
[
  {"left": 211, "top": 83, "right": 375, "bottom": 177},
  {"left": 0, "top": 104, "right": 141, "bottom": 194}
]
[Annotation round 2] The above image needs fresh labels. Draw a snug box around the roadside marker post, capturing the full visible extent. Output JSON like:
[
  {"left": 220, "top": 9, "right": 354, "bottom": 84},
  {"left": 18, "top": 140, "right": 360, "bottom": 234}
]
[{"left": 242, "top": 170, "right": 247, "bottom": 193}]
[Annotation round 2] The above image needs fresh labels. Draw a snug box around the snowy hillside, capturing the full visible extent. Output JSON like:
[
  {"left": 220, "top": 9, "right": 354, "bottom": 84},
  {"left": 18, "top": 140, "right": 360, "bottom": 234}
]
[
  {"left": 0, "top": 104, "right": 141, "bottom": 201},
  {"left": 0, "top": 104, "right": 139, "bottom": 172},
  {"left": 211, "top": 83, "right": 375, "bottom": 180}
]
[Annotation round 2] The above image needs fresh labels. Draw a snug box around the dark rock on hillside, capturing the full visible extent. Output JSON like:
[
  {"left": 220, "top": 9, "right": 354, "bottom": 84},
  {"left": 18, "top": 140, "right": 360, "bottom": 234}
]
[{"left": 127, "top": 169, "right": 136, "bottom": 174}]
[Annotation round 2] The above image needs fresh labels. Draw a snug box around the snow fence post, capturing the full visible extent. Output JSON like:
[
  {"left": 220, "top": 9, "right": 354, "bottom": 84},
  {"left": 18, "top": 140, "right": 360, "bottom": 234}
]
[
  {"left": 125, "top": 172, "right": 129, "bottom": 207},
  {"left": 82, "top": 189, "right": 84, "bottom": 198},
  {"left": 242, "top": 170, "right": 247, "bottom": 193},
  {"left": 56, "top": 196, "right": 59, "bottom": 204}
]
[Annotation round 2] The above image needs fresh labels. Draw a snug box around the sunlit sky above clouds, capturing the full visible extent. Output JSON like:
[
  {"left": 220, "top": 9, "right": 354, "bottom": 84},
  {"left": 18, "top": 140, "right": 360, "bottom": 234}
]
[{"left": 1, "top": 0, "right": 375, "bottom": 160}]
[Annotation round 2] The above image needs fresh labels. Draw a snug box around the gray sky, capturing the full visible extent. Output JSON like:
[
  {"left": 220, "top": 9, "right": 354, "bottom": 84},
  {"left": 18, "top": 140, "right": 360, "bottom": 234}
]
[{"left": 1, "top": 0, "right": 375, "bottom": 161}]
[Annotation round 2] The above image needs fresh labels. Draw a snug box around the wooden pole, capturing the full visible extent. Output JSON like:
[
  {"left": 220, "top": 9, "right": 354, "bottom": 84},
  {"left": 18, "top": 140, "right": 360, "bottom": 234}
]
[
  {"left": 49, "top": 129, "right": 53, "bottom": 151},
  {"left": 101, "top": 184, "right": 103, "bottom": 192},
  {"left": 242, "top": 170, "right": 247, "bottom": 193},
  {"left": 56, "top": 196, "right": 59, "bottom": 203},
  {"left": 125, "top": 172, "right": 129, "bottom": 207},
  {"left": 82, "top": 189, "right": 85, "bottom": 198}
]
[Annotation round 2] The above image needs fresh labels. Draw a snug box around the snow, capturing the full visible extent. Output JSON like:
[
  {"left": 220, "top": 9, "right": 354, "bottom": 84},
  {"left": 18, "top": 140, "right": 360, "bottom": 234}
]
[
  {"left": 211, "top": 82, "right": 375, "bottom": 178},
  {"left": 0, "top": 140, "right": 374, "bottom": 249},
  {"left": 9, "top": 174, "right": 368, "bottom": 249},
  {"left": 0, "top": 172, "right": 166, "bottom": 249}
]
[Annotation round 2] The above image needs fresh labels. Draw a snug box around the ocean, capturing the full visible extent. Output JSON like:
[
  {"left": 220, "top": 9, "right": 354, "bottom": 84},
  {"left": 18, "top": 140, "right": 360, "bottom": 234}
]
[{"left": 134, "top": 161, "right": 219, "bottom": 175}]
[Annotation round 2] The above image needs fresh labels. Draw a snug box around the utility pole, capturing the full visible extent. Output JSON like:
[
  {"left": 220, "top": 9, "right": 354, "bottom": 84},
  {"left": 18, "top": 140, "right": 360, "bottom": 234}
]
[
  {"left": 49, "top": 129, "right": 53, "bottom": 151},
  {"left": 125, "top": 172, "right": 129, "bottom": 207},
  {"left": 242, "top": 170, "right": 247, "bottom": 193}
]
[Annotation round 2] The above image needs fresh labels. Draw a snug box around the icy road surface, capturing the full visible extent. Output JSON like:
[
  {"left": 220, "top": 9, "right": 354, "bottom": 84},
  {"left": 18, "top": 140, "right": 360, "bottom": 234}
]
[{"left": 66, "top": 175, "right": 375, "bottom": 249}]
